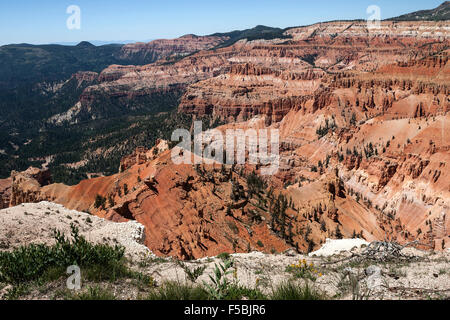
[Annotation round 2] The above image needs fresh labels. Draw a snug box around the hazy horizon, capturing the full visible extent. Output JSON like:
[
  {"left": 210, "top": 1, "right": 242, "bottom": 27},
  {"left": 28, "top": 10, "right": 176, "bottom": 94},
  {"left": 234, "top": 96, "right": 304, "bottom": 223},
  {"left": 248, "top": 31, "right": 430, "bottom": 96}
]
[{"left": 0, "top": 0, "right": 445, "bottom": 46}]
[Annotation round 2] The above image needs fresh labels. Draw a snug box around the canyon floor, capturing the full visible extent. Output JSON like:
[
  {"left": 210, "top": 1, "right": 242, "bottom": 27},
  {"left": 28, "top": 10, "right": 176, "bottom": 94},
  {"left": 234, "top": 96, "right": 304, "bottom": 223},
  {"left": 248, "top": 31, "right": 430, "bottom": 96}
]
[{"left": 0, "top": 202, "right": 448, "bottom": 300}]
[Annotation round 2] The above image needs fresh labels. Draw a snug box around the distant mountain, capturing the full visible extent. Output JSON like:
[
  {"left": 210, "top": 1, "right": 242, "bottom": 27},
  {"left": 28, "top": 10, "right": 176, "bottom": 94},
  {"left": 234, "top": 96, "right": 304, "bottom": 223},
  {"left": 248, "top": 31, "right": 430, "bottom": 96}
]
[
  {"left": 75, "top": 41, "right": 96, "bottom": 48},
  {"left": 209, "top": 25, "right": 291, "bottom": 48},
  {"left": 0, "top": 39, "right": 171, "bottom": 92},
  {"left": 388, "top": 1, "right": 449, "bottom": 21},
  {"left": 0, "top": 43, "right": 127, "bottom": 90},
  {"left": 51, "top": 40, "right": 145, "bottom": 46}
]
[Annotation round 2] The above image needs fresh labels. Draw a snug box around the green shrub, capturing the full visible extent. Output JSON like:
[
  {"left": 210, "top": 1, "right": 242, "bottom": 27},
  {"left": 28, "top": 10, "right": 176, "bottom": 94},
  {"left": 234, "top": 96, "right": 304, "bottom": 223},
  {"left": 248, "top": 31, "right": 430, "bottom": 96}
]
[
  {"left": 146, "top": 281, "right": 209, "bottom": 300},
  {"left": 176, "top": 261, "right": 207, "bottom": 283},
  {"left": 1, "top": 283, "right": 30, "bottom": 300},
  {"left": 223, "top": 284, "right": 267, "bottom": 300},
  {"left": 69, "top": 286, "right": 116, "bottom": 300},
  {"left": 203, "top": 259, "right": 235, "bottom": 300},
  {"left": 217, "top": 252, "right": 231, "bottom": 261},
  {"left": 271, "top": 281, "right": 325, "bottom": 300},
  {"left": 145, "top": 273, "right": 266, "bottom": 300},
  {"left": 0, "top": 224, "right": 125, "bottom": 284},
  {"left": 246, "top": 171, "right": 267, "bottom": 198},
  {"left": 94, "top": 194, "right": 106, "bottom": 209}
]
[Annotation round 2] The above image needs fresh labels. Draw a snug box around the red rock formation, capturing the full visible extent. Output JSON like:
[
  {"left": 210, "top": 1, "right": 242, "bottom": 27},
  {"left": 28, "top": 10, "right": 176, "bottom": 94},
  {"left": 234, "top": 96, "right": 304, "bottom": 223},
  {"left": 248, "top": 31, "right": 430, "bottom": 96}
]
[
  {"left": 8, "top": 168, "right": 52, "bottom": 207},
  {"left": 116, "top": 34, "right": 228, "bottom": 63},
  {"left": 119, "top": 140, "right": 169, "bottom": 172},
  {"left": 71, "top": 71, "right": 99, "bottom": 87},
  {"left": 177, "top": 23, "right": 448, "bottom": 122},
  {"left": 0, "top": 178, "right": 11, "bottom": 209},
  {"left": 35, "top": 151, "right": 293, "bottom": 259}
]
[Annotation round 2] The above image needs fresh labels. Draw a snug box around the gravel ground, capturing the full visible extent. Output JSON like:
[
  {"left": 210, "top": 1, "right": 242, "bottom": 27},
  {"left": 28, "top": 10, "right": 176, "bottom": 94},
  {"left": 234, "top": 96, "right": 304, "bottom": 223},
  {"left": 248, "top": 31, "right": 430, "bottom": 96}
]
[{"left": 135, "top": 249, "right": 449, "bottom": 300}]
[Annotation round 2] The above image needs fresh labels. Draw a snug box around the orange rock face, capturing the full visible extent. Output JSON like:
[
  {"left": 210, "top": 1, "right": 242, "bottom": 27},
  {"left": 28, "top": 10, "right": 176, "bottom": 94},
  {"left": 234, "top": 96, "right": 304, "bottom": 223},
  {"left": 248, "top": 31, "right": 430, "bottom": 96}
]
[
  {"left": 119, "top": 140, "right": 169, "bottom": 172},
  {"left": 38, "top": 151, "right": 293, "bottom": 259},
  {"left": 0, "top": 178, "right": 11, "bottom": 209},
  {"left": 0, "top": 168, "right": 52, "bottom": 207}
]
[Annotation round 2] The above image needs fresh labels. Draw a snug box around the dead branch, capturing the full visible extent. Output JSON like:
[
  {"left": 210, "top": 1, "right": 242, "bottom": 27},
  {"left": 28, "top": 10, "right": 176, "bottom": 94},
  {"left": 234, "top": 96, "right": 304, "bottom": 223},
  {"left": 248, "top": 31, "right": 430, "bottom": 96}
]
[{"left": 320, "top": 239, "right": 428, "bottom": 266}]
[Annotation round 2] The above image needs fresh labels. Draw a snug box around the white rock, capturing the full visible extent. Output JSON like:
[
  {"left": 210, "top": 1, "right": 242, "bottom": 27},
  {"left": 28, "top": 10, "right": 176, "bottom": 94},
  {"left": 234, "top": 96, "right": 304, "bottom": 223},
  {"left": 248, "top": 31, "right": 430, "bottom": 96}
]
[{"left": 309, "top": 238, "right": 370, "bottom": 257}]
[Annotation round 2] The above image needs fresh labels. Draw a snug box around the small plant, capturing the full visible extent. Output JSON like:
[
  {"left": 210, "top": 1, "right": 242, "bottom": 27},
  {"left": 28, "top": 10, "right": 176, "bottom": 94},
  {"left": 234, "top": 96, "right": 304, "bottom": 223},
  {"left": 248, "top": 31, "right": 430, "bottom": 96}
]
[
  {"left": 335, "top": 268, "right": 372, "bottom": 300},
  {"left": 177, "top": 261, "right": 207, "bottom": 283},
  {"left": 335, "top": 225, "right": 343, "bottom": 239},
  {"left": 246, "top": 171, "right": 267, "bottom": 198},
  {"left": 217, "top": 252, "right": 231, "bottom": 261},
  {"left": 69, "top": 286, "right": 116, "bottom": 300},
  {"left": 108, "top": 195, "right": 115, "bottom": 207},
  {"left": 137, "top": 256, "right": 168, "bottom": 268},
  {"left": 203, "top": 259, "right": 234, "bottom": 300},
  {"left": 94, "top": 194, "right": 106, "bottom": 209},
  {"left": 223, "top": 284, "right": 266, "bottom": 300},
  {"left": 146, "top": 281, "right": 209, "bottom": 300},
  {"left": 0, "top": 240, "right": 9, "bottom": 250},
  {"left": 286, "top": 259, "right": 323, "bottom": 282},
  {"left": 1, "top": 284, "right": 30, "bottom": 300},
  {"left": 271, "top": 281, "right": 325, "bottom": 300}
]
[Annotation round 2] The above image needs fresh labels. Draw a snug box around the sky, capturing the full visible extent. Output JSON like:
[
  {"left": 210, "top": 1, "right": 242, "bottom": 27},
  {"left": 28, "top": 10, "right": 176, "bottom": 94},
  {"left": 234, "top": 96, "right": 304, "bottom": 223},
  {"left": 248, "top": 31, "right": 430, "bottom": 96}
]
[{"left": 0, "top": 0, "right": 445, "bottom": 45}]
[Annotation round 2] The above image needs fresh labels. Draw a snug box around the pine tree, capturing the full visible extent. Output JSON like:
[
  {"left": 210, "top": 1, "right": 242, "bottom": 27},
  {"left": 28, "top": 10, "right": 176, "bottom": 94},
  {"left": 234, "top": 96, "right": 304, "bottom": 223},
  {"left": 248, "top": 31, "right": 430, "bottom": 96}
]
[
  {"left": 335, "top": 225, "right": 343, "bottom": 239},
  {"left": 307, "top": 240, "right": 315, "bottom": 253}
]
